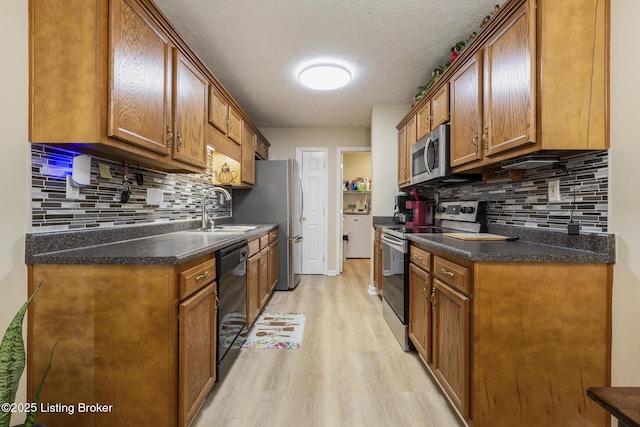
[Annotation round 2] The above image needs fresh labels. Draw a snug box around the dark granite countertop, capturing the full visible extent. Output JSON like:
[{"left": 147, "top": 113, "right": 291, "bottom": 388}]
[
  {"left": 376, "top": 222, "right": 615, "bottom": 264},
  {"left": 26, "top": 223, "right": 277, "bottom": 265},
  {"left": 407, "top": 233, "right": 613, "bottom": 263}
]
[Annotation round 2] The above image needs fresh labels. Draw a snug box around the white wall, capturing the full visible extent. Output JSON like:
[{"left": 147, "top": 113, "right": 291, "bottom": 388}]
[
  {"left": 371, "top": 105, "right": 408, "bottom": 216},
  {"left": 0, "top": 0, "right": 30, "bottom": 424},
  {"left": 610, "top": 0, "right": 640, "bottom": 393},
  {"left": 260, "top": 127, "right": 370, "bottom": 274}
]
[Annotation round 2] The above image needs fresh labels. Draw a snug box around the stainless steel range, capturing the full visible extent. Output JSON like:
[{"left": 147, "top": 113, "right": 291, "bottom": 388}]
[{"left": 380, "top": 201, "right": 486, "bottom": 350}]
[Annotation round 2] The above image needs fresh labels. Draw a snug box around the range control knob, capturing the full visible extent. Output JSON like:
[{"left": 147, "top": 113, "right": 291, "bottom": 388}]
[
  {"left": 436, "top": 207, "right": 447, "bottom": 213},
  {"left": 461, "top": 206, "right": 475, "bottom": 214}
]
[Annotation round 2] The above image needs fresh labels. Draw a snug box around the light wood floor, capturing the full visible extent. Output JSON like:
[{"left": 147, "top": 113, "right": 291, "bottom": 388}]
[{"left": 192, "top": 259, "right": 464, "bottom": 427}]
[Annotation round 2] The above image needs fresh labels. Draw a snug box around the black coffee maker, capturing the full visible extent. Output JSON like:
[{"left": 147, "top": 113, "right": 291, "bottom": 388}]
[{"left": 394, "top": 193, "right": 412, "bottom": 224}]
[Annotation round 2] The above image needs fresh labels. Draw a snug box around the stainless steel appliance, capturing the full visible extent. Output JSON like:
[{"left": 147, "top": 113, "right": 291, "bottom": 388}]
[
  {"left": 411, "top": 124, "right": 479, "bottom": 185},
  {"left": 234, "top": 159, "right": 303, "bottom": 290},
  {"left": 216, "top": 240, "right": 248, "bottom": 380},
  {"left": 380, "top": 201, "right": 486, "bottom": 350},
  {"left": 393, "top": 193, "right": 411, "bottom": 224}
]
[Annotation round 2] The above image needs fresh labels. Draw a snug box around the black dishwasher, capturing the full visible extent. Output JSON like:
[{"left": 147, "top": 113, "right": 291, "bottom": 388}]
[{"left": 216, "top": 240, "right": 248, "bottom": 381}]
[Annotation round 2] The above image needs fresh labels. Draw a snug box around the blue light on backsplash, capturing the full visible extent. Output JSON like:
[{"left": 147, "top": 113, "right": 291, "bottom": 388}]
[{"left": 30, "top": 144, "right": 231, "bottom": 232}]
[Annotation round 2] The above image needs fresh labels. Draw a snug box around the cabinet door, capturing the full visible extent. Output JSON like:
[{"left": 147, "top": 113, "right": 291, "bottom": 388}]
[
  {"left": 246, "top": 253, "right": 260, "bottom": 327},
  {"left": 450, "top": 51, "right": 483, "bottom": 168},
  {"left": 179, "top": 282, "right": 217, "bottom": 427},
  {"left": 416, "top": 100, "right": 432, "bottom": 140},
  {"left": 431, "top": 278, "right": 470, "bottom": 419},
  {"left": 173, "top": 51, "right": 208, "bottom": 168},
  {"left": 483, "top": 2, "right": 536, "bottom": 156},
  {"left": 259, "top": 247, "right": 270, "bottom": 308},
  {"left": 409, "top": 263, "right": 431, "bottom": 363},
  {"left": 373, "top": 238, "right": 382, "bottom": 294},
  {"left": 269, "top": 240, "right": 279, "bottom": 292},
  {"left": 241, "top": 124, "right": 256, "bottom": 185},
  {"left": 430, "top": 83, "right": 450, "bottom": 129},
  {"left": 227, "top": 106, "right": 243, "bottom": 144},
  {"left": 208, "top": 85, "right": 228, "bottom": 134},
  {"left": 397, "top": 127, "right": 407, "bottom": 185},
  {"left": 109, "top": 0, "right": 172, "bottom": 155}
]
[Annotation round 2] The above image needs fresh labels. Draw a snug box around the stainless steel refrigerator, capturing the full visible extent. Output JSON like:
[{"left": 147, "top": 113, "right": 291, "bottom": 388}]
[{"left": 234, "top": 159, "right": 303, "bottom": 290}]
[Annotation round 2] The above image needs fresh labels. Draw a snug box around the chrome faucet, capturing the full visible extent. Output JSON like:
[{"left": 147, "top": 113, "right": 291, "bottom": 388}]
[{"left": 202, "top": 186, "right": 232, "bottom": 229}]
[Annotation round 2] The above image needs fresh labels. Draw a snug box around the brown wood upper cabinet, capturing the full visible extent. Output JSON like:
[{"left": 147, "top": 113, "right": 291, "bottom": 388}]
[
  {"left": 407, "top": 0, "right": 608, "bottom": 173},
  {"left": 416, "top": 83, "right": 450, "bottom": 140},
  {"left": 172, "top": 50, "right": 208, "bottom": 169},
  {"left": 241, "top": 124, "right": 256, "bottom": 185},
  {"left": 398, "top": 116, "right": 415, "bottom": 187},
  {"left": 450, "top": 2, "right": 535, "bottom": 169},
  {"left": 30, "top": 0, "right": 268, "bottom": 174},
  {"left": 208, "top": 85, "right": 242, "bottom": 145},
  {"left": 109, "top": 0, "right": 173, "bottom": 156}
]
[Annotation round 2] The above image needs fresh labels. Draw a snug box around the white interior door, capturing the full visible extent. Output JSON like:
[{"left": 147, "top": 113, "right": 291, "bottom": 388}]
[{"left": 300, "top": 150, "right": 326, "bottom": 274}]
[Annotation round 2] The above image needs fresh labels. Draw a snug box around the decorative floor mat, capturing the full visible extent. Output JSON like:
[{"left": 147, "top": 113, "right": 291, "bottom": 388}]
[{"left": 241, "top": 312, "right": 305, "bottom": 349}]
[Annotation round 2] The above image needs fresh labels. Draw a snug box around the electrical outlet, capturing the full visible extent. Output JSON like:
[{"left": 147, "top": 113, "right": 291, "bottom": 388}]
[
  {"left": 66, "top": 175, "right": 80, "bottom": 199},
  {"left": 548, "top": 179, "right": 561, "bottom": 202}
]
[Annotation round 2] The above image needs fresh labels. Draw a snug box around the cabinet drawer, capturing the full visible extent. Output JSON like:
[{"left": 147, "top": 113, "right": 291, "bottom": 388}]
[
  {"left": 248, "top": 238, "right": 260, "bottom": 257},
  {"left": 410, "top": 246, "right": 432, "bottom": 272},
  {"left": 179, "top": 258, "right": 216, "bottom": 300},
  {"left": 433, "top": 256, "right": 470, "bottom": 295},
  {"left": 268, "top": 230, "right": 278, "bottom": 243},
  {"left": 259, "top": 234, "right": 269, "bottom": 249}
]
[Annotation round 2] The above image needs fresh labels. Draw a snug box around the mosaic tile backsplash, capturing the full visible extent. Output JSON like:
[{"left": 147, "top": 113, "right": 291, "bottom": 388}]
[
  {"left": 31, "top": 145, "right": 231, "bottom": 232},
  {"left": 31, "top": 145, "right": 609, "bottom": 234},
  {"left": 424, "top": 151, "right": 609, "bottom": 233}
]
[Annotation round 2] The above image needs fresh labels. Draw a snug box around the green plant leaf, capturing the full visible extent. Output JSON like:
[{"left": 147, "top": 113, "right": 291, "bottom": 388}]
[
  {"left": 24, "top": 342, "right": 57, "bottom": 427},
  {"left": 0, "top": 282, "right": 42, "bottom": 427}
]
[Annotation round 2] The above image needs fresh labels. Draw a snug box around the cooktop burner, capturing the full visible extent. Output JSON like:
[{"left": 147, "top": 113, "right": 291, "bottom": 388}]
[
  {"left": 383, "top": 200, "right": 487, "bottom": 239},
  {"left": 398, "top": 226, "right": 445, "bottom": 234},
  {"left": 381, "top": 225, "right": 446, "bottom": 239}
]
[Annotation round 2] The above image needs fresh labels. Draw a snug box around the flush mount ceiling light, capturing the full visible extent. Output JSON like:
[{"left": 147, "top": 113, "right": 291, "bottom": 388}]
[{"left": 298, "top": 64, "right": 352, "bottom": 90}]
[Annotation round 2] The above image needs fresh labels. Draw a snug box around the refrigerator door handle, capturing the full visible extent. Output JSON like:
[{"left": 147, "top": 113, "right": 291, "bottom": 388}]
[{"left": 298, "top": 175, "right": 304, "bottom": 223}]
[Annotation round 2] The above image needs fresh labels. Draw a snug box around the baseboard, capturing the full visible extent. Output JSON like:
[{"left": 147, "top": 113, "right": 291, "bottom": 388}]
[{"left": 326, "top": 270, "right": 338, "bottom": 276}]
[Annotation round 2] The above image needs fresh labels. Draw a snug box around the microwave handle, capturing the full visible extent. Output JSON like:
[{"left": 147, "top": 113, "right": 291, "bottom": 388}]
[{"left": 424, "top": 136, "right": 433, "bottom": 175}]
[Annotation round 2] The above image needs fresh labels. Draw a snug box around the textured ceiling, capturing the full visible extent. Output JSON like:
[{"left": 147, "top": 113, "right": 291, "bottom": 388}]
[{"left": 153, "top": 0, "right": 503, "bottom": 128}]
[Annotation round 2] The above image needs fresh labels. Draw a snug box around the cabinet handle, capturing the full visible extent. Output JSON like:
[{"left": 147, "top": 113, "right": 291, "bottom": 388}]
[
  {"left": 176, "top": 130, "right": 183, "bottom": 152},
  {"left": 166, "top": 125, "right": 173, "bottom": 147},
  {"left": 215, "top": 290, "right": 219, "bottom": 314},
  {"left": 440, "top": 268, "right": 455, "bottom": 278},
  {"left": 422, "top": 283, "right": 429, "bottom": 301},
  {"left": 196, "top": 271, "right": 209, "bottom": 281},
  {"left": 413, "top": 255, "right": 423, "bottom": 261},
  {"left": 430, "top": 287, "right": 436, "bottom": 308},
  {"left": 472, "top": 132, "right": 479, "bottom": 153},
  {"left": 482, "top": 127, "right": 489, "bottom": 150}
]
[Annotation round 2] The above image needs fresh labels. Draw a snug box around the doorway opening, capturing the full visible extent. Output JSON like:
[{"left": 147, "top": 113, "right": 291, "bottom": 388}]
[{"left": 337, "top": 147, "right": 371, "bottom": 274}]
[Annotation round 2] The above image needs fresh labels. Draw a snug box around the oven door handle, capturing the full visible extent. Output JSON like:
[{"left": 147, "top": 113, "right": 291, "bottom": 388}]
[{"left": 381, "top": 233, "right": 408, "bottom": 253}]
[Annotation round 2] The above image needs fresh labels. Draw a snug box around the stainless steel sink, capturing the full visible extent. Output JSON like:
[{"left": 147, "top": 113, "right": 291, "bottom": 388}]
[{"left": 189, "top": 225, "right": 260, "bottom": 233}]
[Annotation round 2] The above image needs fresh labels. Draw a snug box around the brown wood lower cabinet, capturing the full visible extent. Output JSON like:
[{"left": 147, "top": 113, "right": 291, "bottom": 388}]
[
  {"left": 268, "top": 237, "right": 279, "bottom": 292},
  {"left": 408, "top": 243, "right": 612, "bottom": 427},
  {"left": 246, "top": 229, "right": 278, "bottom": 328},
  {"left": 179, "top": 282, "right": 217, "bottom": 426},
  {"left": 408, "top": 263, "right": 431, "bottom": 363},
  {"left": 373, "top": 229, "right": 382, "bottom": 294},
  {"left": 431, "top": 277, "right": 470, "bottom": 419},
  {"left": 27, "top": 254, "right": 218, "bottom": 427}
]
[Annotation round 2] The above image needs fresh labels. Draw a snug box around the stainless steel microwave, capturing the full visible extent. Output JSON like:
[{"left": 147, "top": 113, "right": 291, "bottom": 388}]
[{"left": 411, "top": 124, "right": 451, "bottom": 185}]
